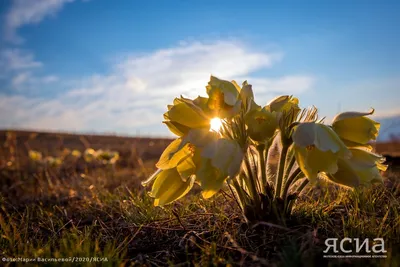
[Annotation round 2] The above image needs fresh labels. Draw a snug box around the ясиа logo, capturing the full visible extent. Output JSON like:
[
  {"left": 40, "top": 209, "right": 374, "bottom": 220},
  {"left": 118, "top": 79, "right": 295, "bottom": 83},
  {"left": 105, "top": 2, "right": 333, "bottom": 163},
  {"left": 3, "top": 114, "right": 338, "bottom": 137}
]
[{"left": 323, "top": 238, "right": 387, "bottom": 258}]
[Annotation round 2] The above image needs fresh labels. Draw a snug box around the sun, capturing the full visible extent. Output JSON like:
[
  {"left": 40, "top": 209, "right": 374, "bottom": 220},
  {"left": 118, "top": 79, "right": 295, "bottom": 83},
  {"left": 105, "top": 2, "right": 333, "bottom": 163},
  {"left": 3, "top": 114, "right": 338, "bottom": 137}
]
[{"left": 210, "top": 117, "right": 222, "bottom": 132}]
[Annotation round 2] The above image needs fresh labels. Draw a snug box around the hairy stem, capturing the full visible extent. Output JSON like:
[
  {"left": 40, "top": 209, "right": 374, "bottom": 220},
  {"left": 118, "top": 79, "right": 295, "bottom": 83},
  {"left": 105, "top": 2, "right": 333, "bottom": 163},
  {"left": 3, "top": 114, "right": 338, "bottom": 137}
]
[
  {"left": 228, "top": 179, "right": 245, "bottom": 212},
  {"left": 283, "top": 146, "right": 295, "bottom": 180},
  {"left": 281, "top": 167, "right": 302, "bottom": 199},
  {"left": 286, "top": 178, "right": 309, "bottom": 215},
  {"left": 256, "top": 144, "right": 268, "bottom": 195},
  {"left": 275, "top": 144, "right": 288, "bottom": 198},
  {"left": 279, "top": 146, "right": 295, "bottom": 198},
  {"left": 243, "top": 155, "right": 260, "bottom": 204},
  {"left": 283, "top": 172, "right": 304, "bottom": 215}
]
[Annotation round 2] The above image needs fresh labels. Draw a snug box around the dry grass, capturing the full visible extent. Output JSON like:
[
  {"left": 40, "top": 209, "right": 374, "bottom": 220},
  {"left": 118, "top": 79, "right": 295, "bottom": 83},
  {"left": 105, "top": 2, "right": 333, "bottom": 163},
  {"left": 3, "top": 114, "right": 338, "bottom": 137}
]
[{"left": 0, "top": 130, "right": 399, "bottom": 266}]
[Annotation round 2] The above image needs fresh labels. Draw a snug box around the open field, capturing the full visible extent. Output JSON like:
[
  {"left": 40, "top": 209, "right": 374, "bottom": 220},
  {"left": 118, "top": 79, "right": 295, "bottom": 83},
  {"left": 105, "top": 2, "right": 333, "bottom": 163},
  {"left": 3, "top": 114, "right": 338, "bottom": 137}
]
[{"left": 0, "top": 130, "right": 399, "bottom": 266}]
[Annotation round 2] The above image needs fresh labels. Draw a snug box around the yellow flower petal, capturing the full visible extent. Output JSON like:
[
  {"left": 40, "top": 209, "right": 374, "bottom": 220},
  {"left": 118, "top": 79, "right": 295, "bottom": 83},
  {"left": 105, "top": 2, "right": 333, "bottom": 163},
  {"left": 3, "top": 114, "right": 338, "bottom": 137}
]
[
  {"left": 327, "top": 148, "right": 387, "bottom": 187},
  {"left": 245, "top": 107, "right": 277, "bottom": 142},
  {"left": 292, "top": 122, "right": 351, "bottom": 181},
  {"left": 176, "top": 155, "right": 197, "bottom": 180},
  {"left": 195, "top": 158, "right": 227, "bottom": 199},
  {"left": 167, "top": 102, "right": 209, "bottom": 129},
  {"left": 150, "top": 168, "right": 194, "bottom": 206},
  {"left": 181, "top": 128, "right": 219, "bottom": 148},
  {"left": 332, "top": 109, "right": 380, "bottom": 144},
  {"left": 333, "top": 109, "right": 374, "bottom": 121},
  {"left": 357, "top": 166, "right": 384, "bottom": 185},
  {"left": 206, "top": 75, "right": 240, "bottom": 106},
  {"left": 325, "top": 159, "right": 360, "bottom": 187},
  {"left": 342, "top": 139, "right": 373, "bottom": 151},
  {"left": 347, "top": 148, "right": 387, "bottom": 184},
  {"left": 240, "top": 81, "right": 254, "bottom": 112},
  {"left": 293, "top": 123, "right": 350, "bottom": 157},
  {"left": 156, "top": 138, "right": 193, "bottom": 170},
  {"left": 294, "top": 144, "right": 339, "bottom": 181},
  {"left": 163, "top": 121, "right": 190, "bottom": 136},
  {"left": 267, "top": 95, "right": 300, "bottom": 114},
  {"left": 202, "top": 138, "right": 244, "bottom": 177},
  {"left": 307, "top": 148, "right": 339, "bottom": 174},
  {"left": 349, "top": 148, "right": 386, "bottom": 168}
]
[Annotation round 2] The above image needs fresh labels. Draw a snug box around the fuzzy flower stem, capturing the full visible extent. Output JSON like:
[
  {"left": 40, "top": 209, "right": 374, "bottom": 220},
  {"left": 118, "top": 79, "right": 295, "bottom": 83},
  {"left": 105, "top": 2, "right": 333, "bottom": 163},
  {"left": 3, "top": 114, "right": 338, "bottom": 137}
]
[
  {"left": 228, "top": 180, "right": 244, "bottom": 212},
  {"left": 256, "top": 144, "right": 268, "bottom": 195},
  {"left": 282, "top": 147, "right": 296, "bottom": 181},
  {"left": 275, "top": 144, "right": 288, "bottom": 198},
  {"left": 281, "top": 167, "right": 302, "bottom": 199},
  {"left": 243, "top": 156, "right": 260, "bottom": 204},
  {"left": 285, "top": 178, "right": 308, "bottom": 215},
  {"left": 231, "top": 177, "right": 251, "bottom": 210}
]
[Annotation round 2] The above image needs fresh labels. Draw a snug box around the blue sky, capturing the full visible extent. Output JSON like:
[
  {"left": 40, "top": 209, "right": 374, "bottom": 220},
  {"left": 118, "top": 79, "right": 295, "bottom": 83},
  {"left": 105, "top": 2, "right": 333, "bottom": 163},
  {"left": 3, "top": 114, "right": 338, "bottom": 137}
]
[{"left": 0, "top": 0, "right": 399, "bottom": 137}]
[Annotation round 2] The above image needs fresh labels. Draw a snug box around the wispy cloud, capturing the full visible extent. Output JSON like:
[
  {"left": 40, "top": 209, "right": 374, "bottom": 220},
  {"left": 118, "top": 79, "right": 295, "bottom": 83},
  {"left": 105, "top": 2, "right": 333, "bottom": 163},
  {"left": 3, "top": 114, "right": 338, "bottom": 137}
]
[
  {"left": 0, "top": 49, "right": 42, "bottom": 70},
  {"left": 3, "top": 0, "right": 77, "bottom": 43},
  {"left": 0, "top": 48, "right": 60, "bottom": 89},
  {"left": 0, "top": 41, "right": 315, "bottom": 136},
  {"left": 11, "top": 72, "right": 32, "bottom": 87},
  {"left": 0, "top": 95, "right": 85, "bottom": 131},
  {"left": 250, "top": 76, "right": 315, "bottom": 99}
]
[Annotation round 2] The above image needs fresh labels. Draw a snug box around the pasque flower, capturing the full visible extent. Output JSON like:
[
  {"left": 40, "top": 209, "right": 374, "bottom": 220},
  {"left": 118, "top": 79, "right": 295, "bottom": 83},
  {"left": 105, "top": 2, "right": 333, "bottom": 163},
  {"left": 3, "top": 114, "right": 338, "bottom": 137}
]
[
  {"left": 143, "top": 75, "right": 387, "bottom": 225},
  {"left": 266, "top": 95, "right": 301, "bottom": 118},
  {"left": 29, "top": 150, "right": 43, "bottom": 162},
  {"left": 71, "top": 150, "right": 82, "bottom": 158},
  {"left": 149, "top": 168, "right": 196, "bottom": 206},
  {"left": 206, "top": 75, "right": 242, "bottom": 118},
  {"left": 266, "top": 95, "right": 301, "bottom": 143},
  {"left": 144, "top": 137, "right": 199, "bottom": 206},
  {"left": 163, "top": 96, "right": 210, "bottom": 137},
  {"left": 292, "top": 122, "right": 351, "bottom": 182},
  {"left": 206, "top": 75, "right": 240, "bottom": 107},
  {"left": 155, "top": 129, "right": 243, "bottom": 200},
  {"left": 96, "top": 150, "right": 120, "bottom": 164},
  {"left": 44, "top": 156, "right": 62, "bottom": 167},
  {"left": 155, "top": 137, "right": 198, "bottom": 178},
  {"left": 239, "top": 80, "right": 254, "bottom": 113},
  {"left": 327, "top": 148, "right": 387, "bottom": 187},
  {"left": 202, "top": 138, "right": 243, "bottom": 177},
  {"left": 245, "top": 107, "right": 277, "bottom": 143},
  {"left": 332, "top": 109, "right": 380, "bottom": 146},
  {"left": 84, "top": 148, "right": 97, "bottom": 162}
]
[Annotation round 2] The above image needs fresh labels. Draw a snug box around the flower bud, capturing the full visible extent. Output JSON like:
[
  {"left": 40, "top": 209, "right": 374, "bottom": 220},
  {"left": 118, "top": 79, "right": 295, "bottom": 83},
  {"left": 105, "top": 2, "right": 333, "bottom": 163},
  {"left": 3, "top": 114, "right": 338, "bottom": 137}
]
[
  {"left": 245, "top": 107, "right": 277, "bottom": 142},
  {"left": 332, "top": 109, "right": 380, "bottom": 145}
]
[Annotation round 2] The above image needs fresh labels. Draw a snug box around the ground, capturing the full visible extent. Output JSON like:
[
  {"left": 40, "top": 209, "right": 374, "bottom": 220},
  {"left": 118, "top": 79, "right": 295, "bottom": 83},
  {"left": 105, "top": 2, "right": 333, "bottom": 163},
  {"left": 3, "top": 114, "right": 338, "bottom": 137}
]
[{"left": 0, "top": 130, "right": 399, "bottom": 266}]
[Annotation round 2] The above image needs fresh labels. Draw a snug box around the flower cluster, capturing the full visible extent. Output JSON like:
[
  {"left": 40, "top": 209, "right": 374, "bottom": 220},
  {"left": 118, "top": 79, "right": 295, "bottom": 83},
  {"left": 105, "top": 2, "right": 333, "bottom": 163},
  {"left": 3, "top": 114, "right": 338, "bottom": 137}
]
[
  {"left": 29, "top": 150, "right": 64, "bottom": 167},
  {"left": 83, "top": 148, "right": 120, "bottom": 165},
  {"left": 143, "top": 75, "right": 386, "bottom": 221},
  {"left": 28, "top": 148, "right": 119, "bottom": 167}
]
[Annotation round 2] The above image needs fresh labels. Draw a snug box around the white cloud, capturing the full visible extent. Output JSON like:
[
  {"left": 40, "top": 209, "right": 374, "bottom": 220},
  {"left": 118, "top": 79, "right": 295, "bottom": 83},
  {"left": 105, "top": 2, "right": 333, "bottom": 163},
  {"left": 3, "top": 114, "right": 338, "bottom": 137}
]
[
  {"left": 0, "top": 95, "right": 85, "bottom": 131},
  {"left": 0, "top": 49, "right": 42, "bottom": 70},
  {"left": 249, "top": 76, "right": 315, "bottom": 99},
  {"left": 10, "top": 73, "right": 59, "bottom": 89},
  {"left": 0, "top": 48, "right": 60, "bottom": 89},
  {"left": 41, "top": 75, "right": 59, "bottom": 83},
  {"left": 11, "top": 72, "right": 31, "bottom": 87},
  {"left": 4, "top": 0, "right": 77, "bottom": 43},
  {"left": 0, "top": 41, "right": 315, "bottom": 136}
]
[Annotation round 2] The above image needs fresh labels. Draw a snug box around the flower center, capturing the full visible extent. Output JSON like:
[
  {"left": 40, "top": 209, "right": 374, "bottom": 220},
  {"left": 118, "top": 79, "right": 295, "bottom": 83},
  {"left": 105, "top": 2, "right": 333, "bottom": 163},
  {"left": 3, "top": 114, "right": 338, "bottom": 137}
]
[{"left": 306, "top": 145, "right": 316, "bottom": 151}]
